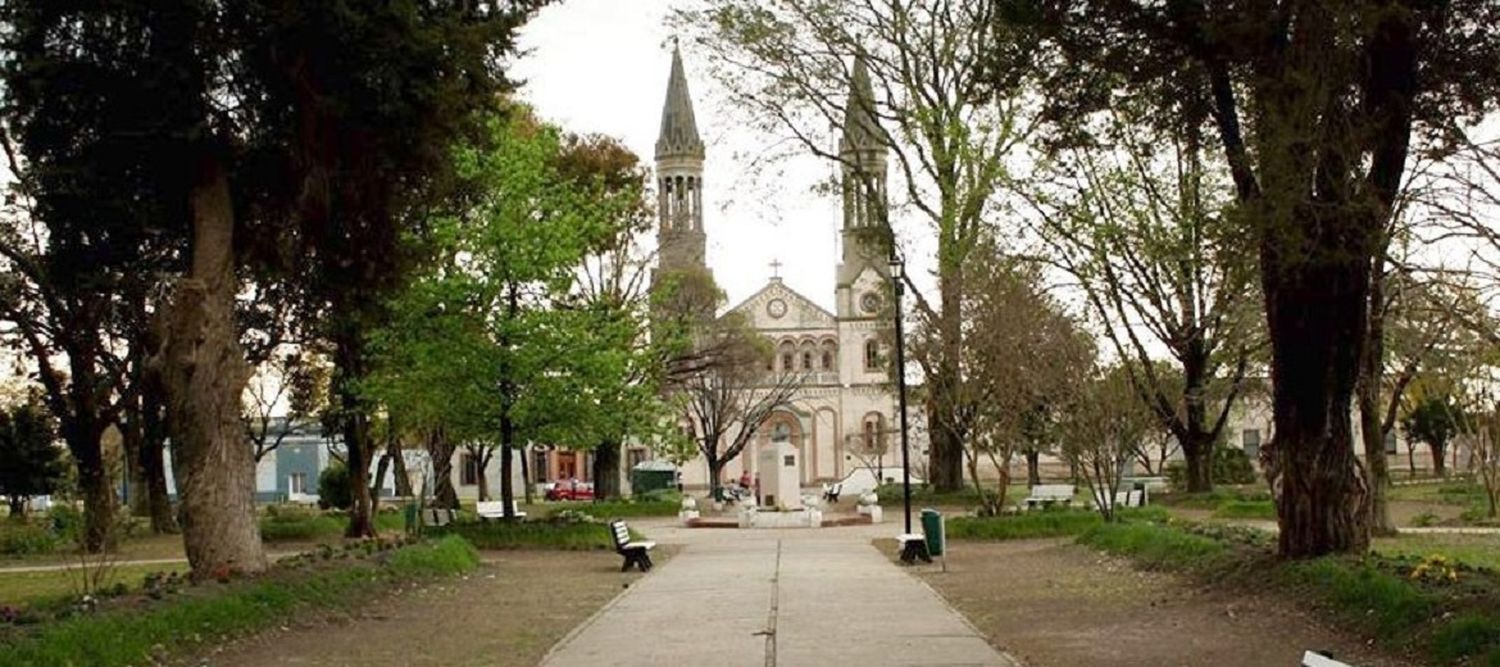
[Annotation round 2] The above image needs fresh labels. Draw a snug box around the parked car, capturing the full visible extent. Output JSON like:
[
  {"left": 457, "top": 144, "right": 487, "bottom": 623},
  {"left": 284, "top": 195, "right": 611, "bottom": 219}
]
[{"left": 546, "top": 480, "right": 595, "bottom": 501}]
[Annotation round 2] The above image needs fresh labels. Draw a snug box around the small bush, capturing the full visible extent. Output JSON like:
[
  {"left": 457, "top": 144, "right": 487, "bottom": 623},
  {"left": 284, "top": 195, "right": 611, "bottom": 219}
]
[
  {"left": 259, "top": 505, "right": 341, "bottom": 542},
  {"left": 316, "top": 464, "right": 352, "bottom": 511},
  {"left": 433, "top": 520, "right": 618, "bottom": 550},
  {"left": 1212, "top": 447, "right": 1257, "bottom": 485},
  {"left": 0, "top": 521, "right": 59, "bottom": 556},
  {"left": 387, "top": 535, "right": 479, "bottom": 576}
]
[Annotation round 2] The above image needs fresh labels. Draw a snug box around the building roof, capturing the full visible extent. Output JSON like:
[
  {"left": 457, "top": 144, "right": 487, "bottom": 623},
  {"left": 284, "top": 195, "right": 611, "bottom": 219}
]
[{"left": 656, "top": 43, "right": 705, "bottom": 160}]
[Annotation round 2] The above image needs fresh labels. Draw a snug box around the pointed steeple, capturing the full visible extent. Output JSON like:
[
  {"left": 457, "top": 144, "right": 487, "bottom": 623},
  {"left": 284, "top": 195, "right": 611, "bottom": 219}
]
[
  {"left": 839, "top": 51, "right": 882, "bottom": 155},
  {"left": 656, "top": 42, "right": 705, "bottom": 160}
]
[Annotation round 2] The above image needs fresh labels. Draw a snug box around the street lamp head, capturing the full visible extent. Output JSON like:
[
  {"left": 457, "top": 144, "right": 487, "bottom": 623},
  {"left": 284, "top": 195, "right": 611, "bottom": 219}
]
[{"left": 887, "top": 256, "right": 903, "bottom": 279}]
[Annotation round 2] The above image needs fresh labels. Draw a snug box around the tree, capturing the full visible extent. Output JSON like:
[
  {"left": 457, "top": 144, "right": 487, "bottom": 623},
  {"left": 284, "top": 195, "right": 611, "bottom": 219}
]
[
  {"left": 1011, "top": 0, "right": 1500, "bottom": 556},
  {"left": 1402, "top": 391, "right": 1466, "bottom": 477},
  {"left": 675, "top": 0, "right": 1031, "bottom": 491},
  {"left": 0, "top": 398, "right": 64, "bottom": 518},
  {"left": 1028, "top": 108, "right": 1258, "bottom": 493},
  {"left": 937, "top": 244, "right": 1093, "bottom": 515},
  {"left": 1060, "top": 365, "right": 1155, "bottom": 522},
  {"left": 3, "top": 0, "right": 544, "bottom": 576},
  {"left": 1467, "top": 393, "right": 1500, "bottom": 519},
  {"left": 368, "top": 108, "right": 650, "bottom": 518}
]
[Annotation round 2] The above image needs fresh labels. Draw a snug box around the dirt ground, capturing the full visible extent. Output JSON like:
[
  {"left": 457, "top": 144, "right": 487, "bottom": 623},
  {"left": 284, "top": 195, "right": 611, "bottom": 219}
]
[
  {"left": 910, "top": 539, "right": 1420, "bottom": 667},
  {"left": 189, "top": 549, "right": 668, "bottom": 667}
]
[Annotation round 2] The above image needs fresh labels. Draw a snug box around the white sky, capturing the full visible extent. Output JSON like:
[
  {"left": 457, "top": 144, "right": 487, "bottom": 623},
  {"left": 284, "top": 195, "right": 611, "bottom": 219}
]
[{"left": 511, "top": 0, "right": 937, "bottom": 313}]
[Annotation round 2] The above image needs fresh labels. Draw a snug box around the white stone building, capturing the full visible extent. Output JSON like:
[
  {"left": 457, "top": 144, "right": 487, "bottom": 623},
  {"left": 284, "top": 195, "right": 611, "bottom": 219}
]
[{"left": 650, "top": 46, "right": 925, "bottom": 491}]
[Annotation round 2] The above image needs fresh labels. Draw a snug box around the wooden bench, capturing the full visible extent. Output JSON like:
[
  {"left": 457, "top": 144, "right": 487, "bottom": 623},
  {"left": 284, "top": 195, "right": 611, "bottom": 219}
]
[
  {"left": 1024, "top": 484, "right": 1075, "bottom": 510},
  {"left": 822, "top": 483, "right": 843, "bottom": 503},
  {"left": 609, "top": 520, "right": 656, "bottom": 572},
  {"left": 1301, "top": 650, "right": 1352, "bottom": 667},
  {"left": 475, "top": 500, "right": 526, "bottom": 520}
]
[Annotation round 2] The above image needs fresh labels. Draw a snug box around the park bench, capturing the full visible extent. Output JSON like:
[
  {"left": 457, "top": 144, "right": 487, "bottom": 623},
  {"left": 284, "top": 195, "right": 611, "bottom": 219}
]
[
  {"left": 1110, "top": 489, "right": 1147, "bottom": 509},
  {"left": 421, "top": 508, "right": 457, "bottom": 527},
  {"left": 1301, "top": 650, "right": 1352, "bottom": 667},
  {"left": 609, "top": 519, "right": 656, "bottom": 572},
  {"left": 475, "top": 500, "right": 527, "bottom": 520},
  {"left": 1024, "top": 484, "right": 1075, "bottom": 510},
  {"left": 823, "top": 482, "right": 843, "bottom": 503}
]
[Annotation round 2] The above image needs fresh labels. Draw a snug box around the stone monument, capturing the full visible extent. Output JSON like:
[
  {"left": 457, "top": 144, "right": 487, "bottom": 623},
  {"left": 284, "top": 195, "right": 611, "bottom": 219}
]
[{"left": 757, "top": 438, "right": 801, "bottom": 509}]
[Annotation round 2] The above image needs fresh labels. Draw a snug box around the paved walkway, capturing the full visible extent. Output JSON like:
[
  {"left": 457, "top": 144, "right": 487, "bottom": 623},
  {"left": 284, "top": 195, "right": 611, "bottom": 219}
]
[{"left": 541, "top": 522, "right": 1017, "bottom": 667}]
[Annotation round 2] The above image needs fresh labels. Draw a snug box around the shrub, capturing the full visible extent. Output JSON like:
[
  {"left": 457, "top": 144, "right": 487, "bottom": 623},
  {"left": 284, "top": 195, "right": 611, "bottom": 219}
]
[
  {"left": 316, "top": 464, "right": 352, "bottom": 511},
  {"left": 1213, "top": 447, "right": 1257, "bottom": 484},
  {"left": 433, "top": 520, "right": 618, "bottom": 550},
  {"left": 0, "top": 521, "right": 59, "bottom": 556},
  {"left": 258, "top": 505, "right": 342, "bottom": 542}
]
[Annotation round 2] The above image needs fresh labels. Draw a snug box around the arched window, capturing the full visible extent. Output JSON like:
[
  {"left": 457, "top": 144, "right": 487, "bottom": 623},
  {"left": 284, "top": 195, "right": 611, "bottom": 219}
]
[
  {"left": 864, "top": 340, "right": 880, "bottom": 370},
  {"left": 821, "top": 350, "right": 834, "bottom": 370},
  {"left": 862, "top": 413, "right": 886, "bottom": 453},
  {"left": 782, "top": 352, "right": 794, "bottom": 371},
  {"left": 802, "top": 351, "right": 814, "bottom": 370}
]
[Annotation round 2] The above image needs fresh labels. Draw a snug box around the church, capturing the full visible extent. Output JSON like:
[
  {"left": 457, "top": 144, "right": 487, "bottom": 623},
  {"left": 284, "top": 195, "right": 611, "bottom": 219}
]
[{"left": 650, "top": 45, "right": 926, "bottom": 492}]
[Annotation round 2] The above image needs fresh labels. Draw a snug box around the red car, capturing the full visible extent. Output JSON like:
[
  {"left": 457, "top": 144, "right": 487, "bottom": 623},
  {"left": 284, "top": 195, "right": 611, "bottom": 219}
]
[{"left": 546, "top": 480, "right": 595, "bottom": 501}]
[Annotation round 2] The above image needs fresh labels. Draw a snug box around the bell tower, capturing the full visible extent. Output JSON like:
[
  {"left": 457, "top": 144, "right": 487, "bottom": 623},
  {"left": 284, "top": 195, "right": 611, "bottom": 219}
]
[
  {"left": 655, "top": 42, "right": 708, "bottom": 276},
  {"left": 835, "top": 51, "right": 890, "bottom": 319}
]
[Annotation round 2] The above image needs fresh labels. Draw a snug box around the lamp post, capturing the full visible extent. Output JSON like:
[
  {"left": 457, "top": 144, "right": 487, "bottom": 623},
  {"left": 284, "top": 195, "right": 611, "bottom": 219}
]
[{"left": 888, "top": 256, "right": 915, "bottom": 537}]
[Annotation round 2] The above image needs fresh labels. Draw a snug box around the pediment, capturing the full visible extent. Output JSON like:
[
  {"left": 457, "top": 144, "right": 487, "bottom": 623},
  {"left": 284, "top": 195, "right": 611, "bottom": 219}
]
[{"left": 726, "top": 280, "right": 836, "bottom": 330}]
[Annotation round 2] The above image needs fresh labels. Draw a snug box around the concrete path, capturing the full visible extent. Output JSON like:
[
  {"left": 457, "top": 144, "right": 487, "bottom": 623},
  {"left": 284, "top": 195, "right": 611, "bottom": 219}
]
[{"left": 541, "top": 522, "right": 1017, "bottom": 667}]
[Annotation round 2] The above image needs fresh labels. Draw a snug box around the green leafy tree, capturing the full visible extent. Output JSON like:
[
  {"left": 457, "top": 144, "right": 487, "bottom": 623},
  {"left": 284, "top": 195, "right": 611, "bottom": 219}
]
[
  {"left": 1402, "top": 392, "right": 1466, "bottom": 478},
  {"left": 368, "top": 108, "right": 653, "bottom": 517},
  {"left": 1008, "top": 0, "right": 1500, "bottom": 556},
  {"left": 0, "top": 399, "right": 65, "bottom": 518}
]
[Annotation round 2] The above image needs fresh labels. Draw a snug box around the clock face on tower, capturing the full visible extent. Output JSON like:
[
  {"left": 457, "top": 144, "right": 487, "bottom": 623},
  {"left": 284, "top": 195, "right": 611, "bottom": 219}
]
[
  {"left": 860, "top": 292, "right": 882, "bottom": 314},
  {"left": 767, "top": 298, "right": 788, "bottom": 319}
]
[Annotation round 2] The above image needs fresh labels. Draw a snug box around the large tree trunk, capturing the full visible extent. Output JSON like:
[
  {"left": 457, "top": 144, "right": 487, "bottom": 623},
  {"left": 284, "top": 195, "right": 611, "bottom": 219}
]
[
  {"left": 334, "top": 330, "right": 376, "bottom": 538},
  {"left": 1261, "top": 216, "right": 1372, "bottom": 558},
  {"left": 1430, "top": 442, "right": 1447, "bottom": 477},
  {"left": 76, "top": 451, "right": 115, "bottom": 551},
  {"left": 593, "top": 440, "right": 621, "bottom": 499},
  {"left": 158, "top": 157, "right": 266, "bottom": 577},
  {"left": 426, "top": 430, "right": 459, "bottom": 510},
  {"left": 1180, "top": 432, "right": 1214, "bottom": 493}
]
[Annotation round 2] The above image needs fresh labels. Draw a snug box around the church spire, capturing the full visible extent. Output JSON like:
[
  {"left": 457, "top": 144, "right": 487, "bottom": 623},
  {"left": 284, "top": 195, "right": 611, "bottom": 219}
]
[
  {"left": 839, "top": 51, "right": 883, "bottom": 156},
  {"left": 654, "top": 41, "right": 708, "bottom": 279},
  {"left": 656, "top": 41, "right": 705, "bottom": 160},
  {"left": 835, "top": 48, "right": 890, "bottom": 314}
]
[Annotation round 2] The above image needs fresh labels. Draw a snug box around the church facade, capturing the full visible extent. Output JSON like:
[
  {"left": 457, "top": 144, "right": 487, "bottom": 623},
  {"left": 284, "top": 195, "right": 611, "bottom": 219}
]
[{"left": 651, "top": 45, "right": 925, "bottom": 491}]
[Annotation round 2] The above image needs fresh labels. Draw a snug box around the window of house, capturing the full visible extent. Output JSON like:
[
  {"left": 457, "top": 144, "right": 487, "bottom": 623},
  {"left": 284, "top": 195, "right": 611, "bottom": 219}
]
[
  {"left": 864, "top": 340, "right": 880, "bottom": 370},
  {"left": 821, "top": 350, "right": 834, "bottom": 370},
  {"left": 532, "top": 449, "right": 550, "bottom": 483},
  {"left": 1241, "top": 429, "right": 1261, "bottom": 460},
  {"left": 862, "top": 413, "right": 885, "bottom": 452},
  {"left": 460, "top": 453, "right": 480, "bottom": 486},
  {"left": 781, "top": 352, "right": 793, "bottom": 370},
  {"left": 627, "top": 448, "right": 649, "bottom": 471},
  {"left": 802, "top": 351, "right": 813, "bottom": 370},
  {"left": 289, "top": 473, "right": 306, "bottom": 495}
]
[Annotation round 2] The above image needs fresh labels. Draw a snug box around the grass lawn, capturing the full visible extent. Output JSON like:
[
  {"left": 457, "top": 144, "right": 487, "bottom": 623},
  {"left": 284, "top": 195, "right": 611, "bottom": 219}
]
[
  {"left": 0, "top": 562, "right": 187, "bottom": 608},
  {"left": 1374, "top": 533, "right": 1500, "bottom": 571}
]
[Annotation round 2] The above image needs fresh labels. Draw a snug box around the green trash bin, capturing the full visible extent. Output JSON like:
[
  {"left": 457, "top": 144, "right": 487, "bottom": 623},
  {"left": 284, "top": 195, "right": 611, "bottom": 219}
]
[
  {"left": 403, "top": 502, "right": 418, "bottom": 535},
  {"left": 920, "top": 508, "right": 945, "bottom": 557}
]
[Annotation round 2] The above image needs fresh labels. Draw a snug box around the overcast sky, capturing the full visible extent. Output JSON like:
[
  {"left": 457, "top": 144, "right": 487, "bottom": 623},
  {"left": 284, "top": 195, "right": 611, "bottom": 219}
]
[{"left": 511, "top": 0, "right": 928, "bottom": 313}]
